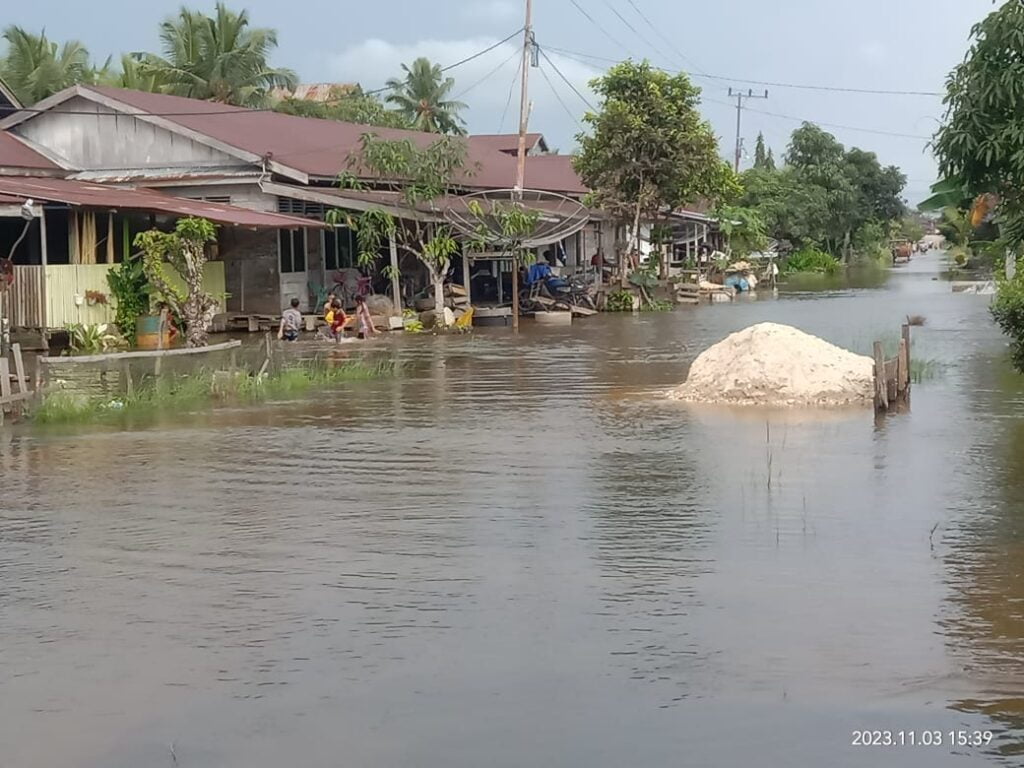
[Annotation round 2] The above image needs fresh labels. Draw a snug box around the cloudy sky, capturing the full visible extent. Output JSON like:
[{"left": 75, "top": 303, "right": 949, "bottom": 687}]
[{"left": 3, "top": 0, "right": 995, "bottom": 202}]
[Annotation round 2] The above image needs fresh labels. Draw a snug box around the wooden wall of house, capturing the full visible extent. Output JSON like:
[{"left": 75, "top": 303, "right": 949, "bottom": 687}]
[
  {"left": 219, "top": 229, "right": 281, "bottom": 314},
  {"left": 13, "top": 96, "right": 251, "bottom": 171},
  {"left": 157, "top": 183, "right": 275, "bottom": 212}
]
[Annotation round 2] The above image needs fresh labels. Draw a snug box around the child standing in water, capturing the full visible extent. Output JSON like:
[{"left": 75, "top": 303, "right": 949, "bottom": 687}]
[{"left": 354, "top": 295, "right": 376, "bottom": 339}]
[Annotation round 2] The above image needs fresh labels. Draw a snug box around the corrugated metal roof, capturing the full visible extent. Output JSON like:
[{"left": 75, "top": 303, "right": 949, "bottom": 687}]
[
  {"left": 78, "top": 86, "right": 586, "bottom": 194},
  {"left": 0, "top": 176, "right": 323, "bottom": 229},
  {"left": 0, "top": 132, "right": 58, "bottom": 169},
  {"left": 470, "top": 133, "right": 545, "bottom": 154}
]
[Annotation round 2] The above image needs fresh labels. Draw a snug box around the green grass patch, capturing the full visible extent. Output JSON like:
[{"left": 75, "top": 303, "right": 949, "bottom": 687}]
[{"left": 31, "top": 359, "right": 397, "bottom": 426}]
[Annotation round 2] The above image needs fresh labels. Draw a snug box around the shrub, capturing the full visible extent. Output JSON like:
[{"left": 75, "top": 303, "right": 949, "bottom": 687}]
[
  {"left": 783, "top": 247, "right": 841, "bottom": 275},
  {"left": 606, "top": 290, "right": 636, "bottom": 312},
  {"left": 991, "top": 268, "right": 1024, "bottom": 371}
]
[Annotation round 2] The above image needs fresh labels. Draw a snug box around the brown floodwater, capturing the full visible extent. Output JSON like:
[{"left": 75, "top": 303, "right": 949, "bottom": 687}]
[{"left": 2, "top": 251, "right": 1024, "bottom": 767}]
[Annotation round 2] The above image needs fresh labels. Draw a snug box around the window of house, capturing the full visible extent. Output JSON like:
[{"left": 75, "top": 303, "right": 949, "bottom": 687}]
[
  {"left": 323, "top": 227, "right": 357, "bottom": 271},
  {"left": 279, "top": 229, "right": 307, "bottom": 273}
]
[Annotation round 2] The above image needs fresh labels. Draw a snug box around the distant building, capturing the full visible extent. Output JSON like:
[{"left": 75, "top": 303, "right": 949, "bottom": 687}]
[{"left": 271, "top": 83, "right": 360, "bottom": 103}]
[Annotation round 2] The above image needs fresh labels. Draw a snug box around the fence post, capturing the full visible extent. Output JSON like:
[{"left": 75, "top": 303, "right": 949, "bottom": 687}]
[
  {"left": 896, "top": 339, "right": 907, "bottom": 401},
  {"left": 11, "top": 343, "right": 26, "bottom": 395},
  {"left": 873, "top": 341, "right": 888, "bottom": 411}
]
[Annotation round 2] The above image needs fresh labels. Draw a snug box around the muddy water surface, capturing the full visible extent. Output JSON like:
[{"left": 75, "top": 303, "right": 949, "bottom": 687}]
[{"left": 2, "top": 252, "right": 1023, "bottom": 767}]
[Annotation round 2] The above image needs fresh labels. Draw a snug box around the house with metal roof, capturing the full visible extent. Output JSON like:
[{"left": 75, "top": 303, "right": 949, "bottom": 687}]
[
  {"left": 0, "top": 84, "right": 602, "bottom": 318},
  {"left": 0, "top": 84, "right": 716, "bottom": 330}
]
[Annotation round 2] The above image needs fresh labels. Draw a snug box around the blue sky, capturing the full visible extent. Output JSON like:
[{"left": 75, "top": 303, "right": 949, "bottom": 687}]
[{"left": 2, "top": 0, "right": 995, "bottom": 202}]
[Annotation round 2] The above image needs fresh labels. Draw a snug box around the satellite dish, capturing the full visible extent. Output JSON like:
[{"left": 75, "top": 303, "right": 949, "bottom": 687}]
[{"left": 443, "top": 189, "right": 589, "bottom": 250}]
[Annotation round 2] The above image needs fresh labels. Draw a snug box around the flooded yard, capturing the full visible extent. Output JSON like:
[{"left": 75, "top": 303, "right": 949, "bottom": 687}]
[{"left": 2, "top": 251, "right": 1023, "bottom": 767}]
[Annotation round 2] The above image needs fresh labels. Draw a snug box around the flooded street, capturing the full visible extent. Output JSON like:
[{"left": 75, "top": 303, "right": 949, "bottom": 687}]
[{"left": 3, "top": 251, "right": 1024, "bottom": 767}]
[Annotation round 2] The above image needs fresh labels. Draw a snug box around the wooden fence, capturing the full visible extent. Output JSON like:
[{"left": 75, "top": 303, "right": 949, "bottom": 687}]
[
  {"left": 0, "top": 267, "right": 45, "bottom": 328},
  {"left": 0, "top": 262, "right": 227, "bottom": 330},
  {"left": 873, "top": 324, "right": 911, "bottom": 412},
  {"left": 0, "top": 343, "right": 34, "bottom": 424}
]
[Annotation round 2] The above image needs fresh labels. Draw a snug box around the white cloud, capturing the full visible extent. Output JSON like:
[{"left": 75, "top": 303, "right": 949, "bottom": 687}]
[
  {"left": 460, "top": 0, "right": 520, "bottom": 25},
  {"left": 328, "top": 37, "right": 599, "bottom": 149}
]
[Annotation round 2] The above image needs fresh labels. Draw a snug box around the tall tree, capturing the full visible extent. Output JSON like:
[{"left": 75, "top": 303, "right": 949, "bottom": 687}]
[
  {"left": 574, "top": 60, "right": 738, "bottom": 282},
  {"left": 933, "top": 1, "right": 1024, "bottom": 369},
  {"left": 765, "top": 147, "right": 776, "bottom": 171},
  {"left": 0, "top": 26, "right": 96, "bottom": 104},
  {"left": 753, "top": 132, "right": 769, "bottom": 170},
  {"left": 141, "top": 3, "right": 297, "bottom": 107},
  {"left": 385, "top": 58, "right": 467, "bottom": 135}
]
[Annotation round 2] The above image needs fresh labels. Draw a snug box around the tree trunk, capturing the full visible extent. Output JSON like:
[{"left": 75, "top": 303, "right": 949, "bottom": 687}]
[{"left": 431, "top": 265, "right": 447, "bottom": 329}]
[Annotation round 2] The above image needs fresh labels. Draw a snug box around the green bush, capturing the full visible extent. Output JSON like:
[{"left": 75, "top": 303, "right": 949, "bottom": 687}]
[
  {"left": 782, "top": 247, "right": 841, "bottom": 275},
  {"left": 606, "top": 290, "right": 636, "bottom": 312},
  {"left": 991, "top": 269, "right": 1024, "bottom": 371}
]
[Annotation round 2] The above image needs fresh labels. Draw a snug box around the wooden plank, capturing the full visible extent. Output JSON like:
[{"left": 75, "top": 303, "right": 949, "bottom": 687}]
[
  {"left": 0, "top": 358, "right": 11, "bottom": 403},
  {"left": 11, "top": 343, "right": 26, "bottom": 394},
  {"left": 873, "top": 342, "right": 888, "bottom": 411},
  {"left": 896, "top": 339, "right": 908, "bottom": 398},
  {"left": 39, "top": 339, "right": 242, "bottom": 365}
]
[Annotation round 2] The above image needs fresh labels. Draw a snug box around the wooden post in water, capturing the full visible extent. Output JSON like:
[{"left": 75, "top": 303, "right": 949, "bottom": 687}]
[
  {"left": 11, "top": 343, "right": 26, "bottom": 396},
  {"left": 901, "top": 323, "right": 911, "bottom": 398},
  {"left": 0, "top": 356, "right": 11, "bottom": 424},
  {"left": 896, "top": 339, "right": 908, "bottom": 401},
  {"left": 873, "top": 341, "right": 888, "bottom": 411}
]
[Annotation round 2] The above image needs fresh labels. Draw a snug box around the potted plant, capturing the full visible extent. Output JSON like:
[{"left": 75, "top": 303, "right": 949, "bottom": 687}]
[{"left": 85, "top": 289, "right": 108, "bottom": 306}]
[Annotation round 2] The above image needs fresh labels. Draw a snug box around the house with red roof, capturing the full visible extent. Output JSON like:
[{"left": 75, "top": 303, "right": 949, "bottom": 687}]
[{"left": 0, "top": 84, "right": 716, "bottom": 331}]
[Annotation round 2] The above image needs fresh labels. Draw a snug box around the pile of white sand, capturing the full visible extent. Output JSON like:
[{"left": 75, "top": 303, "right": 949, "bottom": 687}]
[{"left": 670, "top": 322, "right": 874, "bottom": 407}]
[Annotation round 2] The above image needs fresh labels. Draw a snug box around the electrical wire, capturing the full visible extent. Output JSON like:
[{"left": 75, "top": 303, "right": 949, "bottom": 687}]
[
  {"left": 539, "top": 48, "right": 596, "bottom": 111},
  {"left": 498, "top": 56, "right": 523, "bottom": 133},
  {"left": 567, "top": 0, "right": 636, "bottom": 57},
  {"left": 454, "top": 47, "right": 521, "bottom": 99},
  {"left": 538, "top": 61, "right": 583, "bottom": 130},
  {"left": 543, "top": 44, "right": 943, "bottom": 97},
  {"left": 362, "top": 28, "right": 525, "bottom": 96},
  {"left": 700, "top": 95, "right": 931, "bottom": 140},
  {"left": 601, "top": 0, "right": 674, "bottom": 66},
  {"left": 624, "top": 0, "right": 707, "bottom": 75}
]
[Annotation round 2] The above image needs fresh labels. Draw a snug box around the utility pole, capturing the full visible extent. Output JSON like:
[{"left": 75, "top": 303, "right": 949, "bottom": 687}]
[
  {"left": 512, "top": 0, "right": 535, "bottom": 331},
  {"left": 728, "top": 87, "right": 768, "bottom": 172}
]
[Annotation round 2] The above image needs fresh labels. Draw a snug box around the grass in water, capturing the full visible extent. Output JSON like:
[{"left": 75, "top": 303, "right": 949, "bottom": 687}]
[{"left": 32, "top": 359, "right": 397, "bottom": 425}]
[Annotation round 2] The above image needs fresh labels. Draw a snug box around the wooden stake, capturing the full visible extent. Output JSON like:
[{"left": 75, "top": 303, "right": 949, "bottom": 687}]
[
  {"left": 896, "top": 338, "right": 907, "bottom": 399},
  {"left": 873, "top": 341, "right": 888, "bottom": 411},
  {"left": 0, "top": 357, "right": 11, "bottom": 406},
  {"left": 11, "top": 343, "right": 26, "bottom": 395}
]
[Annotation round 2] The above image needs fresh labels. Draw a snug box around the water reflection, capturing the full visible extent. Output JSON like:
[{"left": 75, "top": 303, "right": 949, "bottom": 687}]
[{"left": 2, "top": 251, "right": 1024, "bottom": 766}]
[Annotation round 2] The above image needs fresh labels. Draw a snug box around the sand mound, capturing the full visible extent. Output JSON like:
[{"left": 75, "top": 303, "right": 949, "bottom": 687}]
[{"left": 670, "top": 322, "right": 874, "bottom": 407}]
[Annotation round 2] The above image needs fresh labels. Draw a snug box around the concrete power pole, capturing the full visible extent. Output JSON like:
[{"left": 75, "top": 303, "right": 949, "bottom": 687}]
[
  {"left": 512, "top": 0, "right": 534, "bottom": 331},
  {"left": 728, "top": 88, "right": 768, "bottom": 172}
]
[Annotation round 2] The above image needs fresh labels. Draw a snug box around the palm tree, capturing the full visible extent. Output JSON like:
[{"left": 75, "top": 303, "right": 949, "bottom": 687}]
[
  {"left": 101, "top": 53, "right": 165, "bottom": 92},
  {"left": 386, "top": 58, "right": 467, "bottom": 134},
  {"left": 141, "top": 3, "right": 296, "bottom": 107},
  {"left": 0, "top": 26, "right": 96, "bottom": 104}
]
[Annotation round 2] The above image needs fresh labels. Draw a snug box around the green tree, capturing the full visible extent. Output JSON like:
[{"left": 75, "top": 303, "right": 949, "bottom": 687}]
[
  {"left": 0, "top": 26, "right": 97, "bottom": 104},
  {"left": 141, "top": 3, "right": 297, "bottom": 107},
  {"left": 327, "top": 135, "right": 468, "bottom": 326},
  {"left": 765, "top": 147, "right": 776, "bottom": 171},
  {"left": 100, "top": 53, "right": 165, "bottom": 92},
  {"left": 714, "top": 204, "right": 769, "bottom": 257},
  {"left": 134, "top": 218, "right": 219, "bottom": 348},
  {"left": 753, "top": 132, "right": 771, "bottom": 170},
  {"left": 385, "top": 58, "right": 467, "bottom": 134},
  {"left": 574, "top": 60, "right": 738, "bottom": 283},
  {"left": 932, "top": 1, "right": 1024, "bottom": 369},
  {"left": 274, "top": 85, "right": 412, "bottom": 129}
]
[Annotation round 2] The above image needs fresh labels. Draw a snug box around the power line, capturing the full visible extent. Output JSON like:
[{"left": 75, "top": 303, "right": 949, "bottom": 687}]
[
  {"left": 362, "top": 28, "right": 525, "bottom": 96},
  {"left": 566, "top": 0, "right": 636, "bottom": 56},
  {"left": 624, "top": 0, "right": 707, "bottom": 75},
  {"left": 701, "top": 96, "right": 931, "bottom": 140},
  {"left": 538, "top": 61, "right": 583, "bottom": 129},
  {"left": 454, "top": 48, "right": 521, "bottom": 99},
  {"left": 543, "top": 44, "right": 943, "bottom": 97},
  {"left": 539, "top": 48, "right": 596, "bottom": 111},
  {"left": 601, "top": 0, "right": 674, "bottom": 66},
  {"left": 498, "top": 56, "right": 523, "bottom": 133}
]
